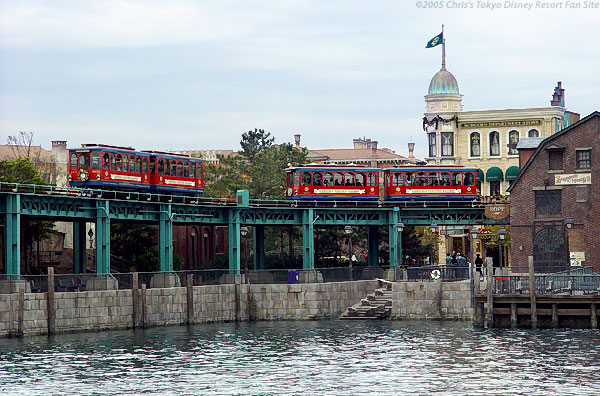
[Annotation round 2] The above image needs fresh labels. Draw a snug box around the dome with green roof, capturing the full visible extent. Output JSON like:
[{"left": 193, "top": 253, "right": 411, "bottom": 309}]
[{"left": 428, "top": 67, "right": 460, "bottom": 95}]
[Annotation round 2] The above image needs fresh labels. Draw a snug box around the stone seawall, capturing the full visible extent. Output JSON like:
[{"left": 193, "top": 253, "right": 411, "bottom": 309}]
[
  {"left": 0, "top": 280, "right": 379, "bottom": 337},
  {"left": 391, "top": 280, "right": 473, "bottom": 320}
]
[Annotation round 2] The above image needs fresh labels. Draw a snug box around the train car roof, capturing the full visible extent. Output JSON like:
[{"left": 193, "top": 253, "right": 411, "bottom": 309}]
[
  {"left": 70, "top": 143, "right": 136, "bottom": 151},
  {"left": 142, "top": 150, "right": 203, "bottom": 161},
  {"left": 386, "top": 165, "right": 478, "bottom": 171},
  {"left": 285, "top": 163, "right": 379, "bottom": 172}
]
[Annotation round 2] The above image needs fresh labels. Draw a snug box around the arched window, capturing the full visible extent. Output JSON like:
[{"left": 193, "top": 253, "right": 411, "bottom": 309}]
[
  {"left": 440, "top": 172, "right": 451, "bottom": 186},
  {"left": 405, "top": 172, "right": 414, "bottom": 186},
  {"left": 103, "top": 153, "right": 109, "bottom": 170},
  {"left": 323, "top": 172, "right": 334, "bottom": 186},
  {"left": 91, "top": 152, "right": 101, "bottom": 169},
  {"left": 367, "top": 172, "right": 378, "bottom": 186},
  {"left": 135, "top": 157, "right": 142, "bottom": 173},
  {"left": 70, "top": 153, "right": 78, "bottom": 170},
  {"left": 392, "top": 173, "right": 403, "bottom": 186},
  {"left": 190, "top": 163, "right": 195, "bottom": 179},
  {"left": 163, "top": 160, "right": 169, "bottom": 176},
  {"left": 470, "top": 132, "right": 481, "bottom": 157},
  {"left": 508, "top": 130, "right": 519, "bottom": 155},
  {"left": 356, "top": 173, "right": 365, "bottom": 186},
  {"left": 416, "top": 172, "right": 427, "bottom": 186},
  {"left": 177, "top": 162, "right": 183, "bottom": 177},
  {"left": 333, "top": 172, "right": 343, "bottom": 186},
  {"left": 149, "top": 158, "right": 155, "bottom": 175},
  {"left": 183, "top": 162, "right": 190, "bottom": 177},
  {"left": 158, "top": 159, "right": 164, "bottom": 175},
  {"left": 464, "top": 172, "right": 475, "bottom": 186},
  {"left": 489, "top": 131, "right": 500, "bottom": 156},
  {"left": 528, "top": 129, "right": 539, "bottom": 137},
  {"left": 110, "top": 154, "right": 116, "bottom": 170},
  {"left": 79, "top": 153, "right": 90, "bottom": 169},
  {"left": 198, "top": 164, "right": 204, "bottom": 179},
  {"left": 313, "top": 172, "right": 323, "bottom": 186},
  {"left": 428, "top": 172, "right": 439, "bottom": 186},
  {"left": 171, "top": 161, "right": 177, "bottom": 176},
  {"left": 116, "top": 154, "right": 122, "bottom": 171},
  {"left": 142, "top": 158, "right": 149, "bottom": 173},
  {"left": 121, "top": 155, "right": 128, "bottom": 172},
  {"left": 344, "top": 172, "right": 355, "bottom": 186},
  {"left": 452, "top": 172, "right": 462, "bottom": 186},
  {"left": 301, "top": 172, "right": 311, "bottom": 186},
  {"left": 129, "top": 156, "right": 136, "bottom": 172}
]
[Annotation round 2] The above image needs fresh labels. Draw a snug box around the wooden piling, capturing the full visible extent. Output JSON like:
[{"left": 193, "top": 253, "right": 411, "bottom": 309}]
[
  {"left": 132, "top": 272, "right": 139, "bottom": 328},
  {"left": 591, "top": 304, "right": 597, "bottom": 329},
  {"left": 528, "top": 257, "right": 537, "bottom": 329},
  {"left": 186, "top": 274, "right": 194, "bottom": 325},
  {"left": 141, "top": 284, "right": 147, "bottom": 329},
  {"left": 552, "top": 304, "right": 558, "bottom": 327},
  {"left": 510, "top": 303, "right": 517, "bottom": 328},
  {"left": 17, "top": 288, "right": 25, "bottom": 337},
  {"left": 485, "top": 258, "right": 493, "bottom": 328},
  {"left": 47, "top": 267, "right": 55, "bottom": 335}
]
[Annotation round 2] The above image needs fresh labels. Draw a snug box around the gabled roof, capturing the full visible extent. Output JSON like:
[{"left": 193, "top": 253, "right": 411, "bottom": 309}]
[
  {"left": 516, "top": 137, "right": 545, "bottom": 150},
  {"left": 307, "top": 148, "right": 408, "bottom": 162},
  {"left": 507, "top": 111, "right": 600, "bottom": 192}
]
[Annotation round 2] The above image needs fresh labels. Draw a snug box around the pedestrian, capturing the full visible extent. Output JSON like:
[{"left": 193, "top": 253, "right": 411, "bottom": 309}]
[
  {"left": 445, "top": 253, "right": 452, "bottom": 266},
  {"left": 457, "top": 253, "right": 467, "bottom": 278},
  {"left": 451, "top": 253, "right": 458, "bottom": 265}
]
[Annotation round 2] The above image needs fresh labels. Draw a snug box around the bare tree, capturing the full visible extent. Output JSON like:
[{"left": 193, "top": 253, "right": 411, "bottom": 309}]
[{"left": 6, "top": 131, "right": 61, "bottom": 184}]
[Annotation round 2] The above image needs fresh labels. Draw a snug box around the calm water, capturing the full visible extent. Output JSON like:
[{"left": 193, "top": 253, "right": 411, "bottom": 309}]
[{"left": 1, "top": 321, "right": 600, "bottom": 395}]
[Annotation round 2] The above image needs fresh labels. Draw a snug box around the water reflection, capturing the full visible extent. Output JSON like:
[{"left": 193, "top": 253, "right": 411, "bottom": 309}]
[{"left": 1, "top": 321, "right": 600, "bottom": 395}]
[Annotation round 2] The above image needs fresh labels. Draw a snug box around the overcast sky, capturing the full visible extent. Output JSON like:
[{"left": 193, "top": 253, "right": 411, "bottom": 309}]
[{"left": 1, "top": 1, "right": 598, "bottom": 159}]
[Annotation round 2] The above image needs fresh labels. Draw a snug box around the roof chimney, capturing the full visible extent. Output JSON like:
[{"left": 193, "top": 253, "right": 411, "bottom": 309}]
[
  {"left": 550, "top": 81, "right": 565, "bottom": 107},
  {"left": 408, "top": 142, "right": 415, "bottom": 158},
  {"left": 371, "top": 140, "right": 378, "bottom": 153},
  {"left": 294, "top": 134, "right": 301, "bottom": 148}
]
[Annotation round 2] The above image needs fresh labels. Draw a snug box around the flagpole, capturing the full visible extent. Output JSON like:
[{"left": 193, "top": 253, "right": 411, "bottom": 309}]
[{"left": 442, "top": 24, "right": 446, "bottom": 69}]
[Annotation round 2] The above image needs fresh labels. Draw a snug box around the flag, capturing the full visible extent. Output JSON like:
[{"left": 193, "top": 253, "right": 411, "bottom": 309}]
[{"left": 426, "top": 32, "right": 443, "bottom": 48}]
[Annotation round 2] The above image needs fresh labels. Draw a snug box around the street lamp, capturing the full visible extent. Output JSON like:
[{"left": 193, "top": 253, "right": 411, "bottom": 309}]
[
  {"left": 429, "top": 222, "right": 438, "bottom": 265},
  {"left": 396, "top": 222, "right": 405, "bottom": 268},
  {"left": 344, "top": 225, "right": 353, "bottom": 281},
  {"left": 240, "top": 226, "right": 249, "bottom": 284},
  {"left": 565, "top": 218, "right": 574, "bottom": 229},
  {"left": 190, "top": 230, "right": 196, "bottom": 269},
  {"left": 88, "top": 228, "right": 94, "bottom": 249},
  {"left": 498, "top": 228, "right": 507, "bottom": 269}
]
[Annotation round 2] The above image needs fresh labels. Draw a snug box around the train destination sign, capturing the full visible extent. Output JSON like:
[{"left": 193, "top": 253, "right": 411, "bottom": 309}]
[
  {"left": 460, "top": 119, "right": 542, "bottom": 128},
  {"left": 555, "top": 173, "right": 591, "bottom": 185}
]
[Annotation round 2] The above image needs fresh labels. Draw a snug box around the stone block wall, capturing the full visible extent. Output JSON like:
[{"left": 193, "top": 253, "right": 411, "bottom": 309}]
[
  {"left": 391, "top": 280, "right": 473, "bottom": 320},
  {"left": 0, "top": 294, "right": 19, "bottom": 336}
]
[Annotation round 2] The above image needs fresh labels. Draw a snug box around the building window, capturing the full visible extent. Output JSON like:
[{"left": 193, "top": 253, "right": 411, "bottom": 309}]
[
  {"left": 489, "top": 131, "right": 500, "bottom": 156},
  {"left": 508, "top": 130, "right": 519, "bottom": 155},
  {"left": 441, "top": 132, "right": 453, "bottom": 157},
  {"left": 535, "top": 190, "right": 561, "bottom": 217},
  {"left": 489, "top": 181, "right": 501, "bottom": 196},
  {"left": 470, "top": 132, "right": 480, "bottom": 157},
  {"left": 528, "top": 129, "right": 539, "bottom": 137},
  {"left": 548, "top": 150, "right": 563, "bottom": 171},
  {"left": 428, "top": 133, "right": 436, "bottom": 157},
  {"left": 576, "top": 150, "right": 591, "bottom": 170}
]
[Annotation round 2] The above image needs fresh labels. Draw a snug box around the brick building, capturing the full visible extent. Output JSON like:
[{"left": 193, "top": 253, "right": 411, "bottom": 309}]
[{"left": 507, "top": 112, "right": 600, "bottom": 272}]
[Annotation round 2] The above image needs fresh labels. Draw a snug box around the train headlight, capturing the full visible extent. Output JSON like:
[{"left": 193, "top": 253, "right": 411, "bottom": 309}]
[
  {"left": 96, "top": 174, "right": 101, "bottom": 180},
  {"left": 67, "top": 174, "right": 72, "bottom": 182}
]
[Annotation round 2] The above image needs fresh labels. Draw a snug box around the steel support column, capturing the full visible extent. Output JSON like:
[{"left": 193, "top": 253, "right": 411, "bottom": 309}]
[
  {"left": 3, "top": 194, "right": 21, "bottom": 277},
  {"left": 159, "top": 204, "right": 173, "bottom": 272},
  {"left": 302, "top": 209, "right": 314, "bottom": 270},
  {"left": 73, "top": 221, "right": 87, "bottom": 273},
  {"left": 388, "top": 207, "right": 400, "bottom": 268},
  {"left": 368, "top": 225, "right": 379, "bottom": 267},
  {"left": 253, "top": 225, "right": 265, "bottom": 270},
  {"left": 228, "top": 211, "right": 241, "bottom": 273},
  {"left": 95, "top": 200, "right": 110, "bottom": 274}
]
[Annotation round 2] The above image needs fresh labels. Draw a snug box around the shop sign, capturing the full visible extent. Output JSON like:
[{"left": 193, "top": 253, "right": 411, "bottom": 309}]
[
  {"left": 460, "top": 119, "right": 542, "bottom": 128},
  {"left": 570, "top": 251, "right": 585, "bottom": 267},
  {"left": 555, "top": 173, "right": 591, "bottom": 185},
  {"left": 484, "top": 204, "right": 510, "bottom": 220},
  {"left": 440, "top": 229, "right": 468, "bottom": 236}
]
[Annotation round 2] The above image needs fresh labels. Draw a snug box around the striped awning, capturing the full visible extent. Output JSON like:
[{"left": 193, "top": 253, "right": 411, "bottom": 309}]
[
  {"left": 505, "top": 166, "right": 520, "bottom": 181},
  {"left": 486, "top": 167, "right": 504, "bottom": 181}
]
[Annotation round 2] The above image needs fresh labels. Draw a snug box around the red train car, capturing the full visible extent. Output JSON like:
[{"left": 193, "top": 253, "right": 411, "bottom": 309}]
[
  {"left": 384, "top": 165, "right": 477, "bottom": 200},
  {"left": 285, "top": 164, "right": 380, "bottom": 200},
  {"left": 68, "top": 144, "right": 204, "bottom": 194}
]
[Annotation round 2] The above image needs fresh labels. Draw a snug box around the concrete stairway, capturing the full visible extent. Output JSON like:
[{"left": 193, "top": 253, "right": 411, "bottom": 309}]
[{"left": 340, "top": 279, "right": 393, "bottom": 320}]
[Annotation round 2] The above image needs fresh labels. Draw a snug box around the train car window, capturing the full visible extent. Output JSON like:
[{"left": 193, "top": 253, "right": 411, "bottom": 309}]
[
  {"left": 163, "top": 160, "right": 169, "bottom": 176},
  {"left": 405, "top": 172, "right": 414, "bottom": 186},
  {"left": 129, "top": 156, "right": 135, "bottom": 173},
  {"left": 110, "top": 154, "right": 116, "bottom": 170},
  {"left": 313, "top": 172, "right": 323, "bottom": 186},
  {"left": 91, "top": 152, "right": 101, "bottom": 169},
  {"left": 122, "top": 156, "right": 128, "bottom": 172},
  {"left": 440, "top": 172, "right": 451, "bottom": 186},
  {"left": 392, "top": 173, "right": 403, "bottom": 186},
  {"left": 323, "top": 172, "right": 333, "bottom": 186},
  {"left": 367, "top": 172, "right": 378, "bottom": 187},
  {"left": 452, "top": 172, "right": 462, "bottom": 186},
  {"left": 184, "top": 163, "right": 190, "bottom": 178},
  {"left": 345, "top": 172, "right": 355, "bottom": 186},
  {"left": 464, "top": 172, "right": 475, "bottom": 186},
  {"left": 190, "top": 163, "right": 195, "bottom": 179},
  {"left": 143, "top": 158, "right": 149, "bottom": 173},
  {"left": 333, "top": 172, "right": 343, "bottom": 186},
  {"left": 102, "top": 153, "right": 109, "bottom": 170},
  {"left": 79, "top": 153, "right": 90, "bottom": 169},
  {"left": 158, "top": 159, "right": 164, "bottom": 175},
  {"left": 301, "top": 172, "right": 311, "bottom": 186},
  {"left": 177, "top": 162, "right": 183, "bottom": 177},
  {"left": 293, "top": 172, "right": 299, "bottom": 186},
  {"left": 149, "top": 158, "right": 155, "bottom": 175},
  {"left": 199, "top": 163, "right": 204, "bottom": 179},
  {"left": 70, "top": 153, "right": 78, "bottom": 170},
  {"left": 286, "top": 172, "right": 291, "bottom": 187},
  {"left": 416, "top": 172, "right": 427, "bottom": 186},
  {"left": 135, "top": 157, "right": 142, "bottom": 173},
  {"left": 115, "top": 154, "right": 122, "bottom": 171},
  {"left": 428, "top": 172, "right": 439, "bottom": 186},
  {"left": 356, "top": 173, "right": 365, "bottom": 186},
  {"left": 171, "top": 161, "right": 177, "bottom": 176}
]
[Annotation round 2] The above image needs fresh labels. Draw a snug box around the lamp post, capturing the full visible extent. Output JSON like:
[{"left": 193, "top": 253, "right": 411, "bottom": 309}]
[
  {"left": 88, "top": 228, "right": 94, "bottom": 249},
  {"left": 498, "top": 228, "right": 507, "bottom": 270},
  {"left": 190, "top": 230, "right": 196, "bottom": 269},
  {"left": 564, "top": 218, "right": 574, "bottom": 270},
  {"left": 396, "top": 222, "right": 405, "bottom": 265},
  {"left": 344, "top": 225, "right": 353, "bottom": 281},
  {"left": 470, "top": 227, "right": 479, "bottom": 270},
  {"left": 240, "top": 226, "right": 249, "bottom": 283},
  {"left": 429, "top": 222, "right": 438, "bottom": 266}
]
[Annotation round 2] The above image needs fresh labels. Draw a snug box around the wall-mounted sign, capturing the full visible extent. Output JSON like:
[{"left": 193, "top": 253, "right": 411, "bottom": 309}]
[
  {"left": 460, "top": 119, "right": 542, "bottom": 128},
  {"left": 555, "top": 173, "right": 591, "bottom": 185},
  {"left": 440, "top": 229, "right": 468, "bottom": 236},
  {"left": 570, "top": 252, "right": 585, "bottom": 266},
  {"left": 484, "top": 204, "right": 510, "bottom": 220}
]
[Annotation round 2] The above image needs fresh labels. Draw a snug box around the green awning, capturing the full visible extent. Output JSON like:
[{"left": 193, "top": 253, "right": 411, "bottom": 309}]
[
  {"left": 476, "top": 169, "right": 484, "bottom": 182},
  {"left": 505, "top": 166, "right": 520, "bottom": 181},
  {"left": 486, "top": 167, "right": 504, "bottom": 181}
]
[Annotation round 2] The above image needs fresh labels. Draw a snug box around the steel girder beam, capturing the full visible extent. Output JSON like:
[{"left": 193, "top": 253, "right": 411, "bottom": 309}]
[
  {"left": 158, "top": 204, "right": 173, "bottom": 272},
  {"left": 302, "top": 209, "right": 315, "bottom": 270},
  {"left": 313, "top": 209, "right": 388, "bottom": 226},
  {"left": 400, "top": 208, "right": 509, "bottom": 226},
  {"left": 253, "top": 225, "right": 265, "bottom": 270},
  {"left": 95, "top": 200, "right": 110, "bottom": 274},
  {"left": 388, "top": 207, "right": 400, "bottom": 268},
  {"left": 3, "top": 194, "right": 21, "bottom": 277},
  {"left": 228, "top": 210, "right": 241, "bottom": 273},
  {"left": 237, "top": 208, "right": 300, "bottom": 225},
  {"left": 368, "top": 225, "right": 379, "bottom": 267},
  {"left": 19, "top": 195, "right": 95, "bottom": 219}
]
